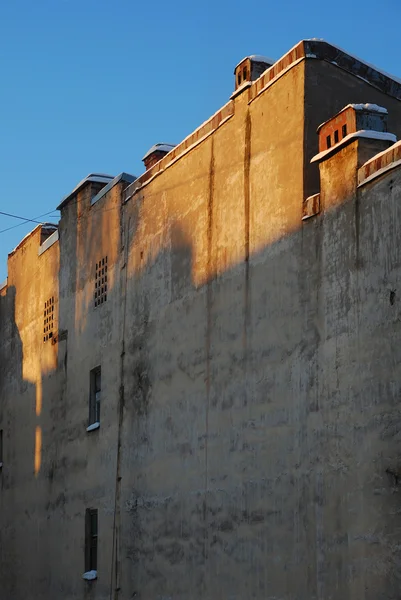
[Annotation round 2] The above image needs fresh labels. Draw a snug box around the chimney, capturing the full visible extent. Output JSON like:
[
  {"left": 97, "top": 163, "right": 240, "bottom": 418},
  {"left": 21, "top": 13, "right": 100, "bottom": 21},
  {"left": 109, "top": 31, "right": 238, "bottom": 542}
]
[
  {"left": 233, "top": 55, "right": 274, "bottom": 92},
  {"left": 142, "top": 143, "right": 176, "bottom": 171},
  {"left": 310, "top": 104, "right": 396, "bottom": 211}
]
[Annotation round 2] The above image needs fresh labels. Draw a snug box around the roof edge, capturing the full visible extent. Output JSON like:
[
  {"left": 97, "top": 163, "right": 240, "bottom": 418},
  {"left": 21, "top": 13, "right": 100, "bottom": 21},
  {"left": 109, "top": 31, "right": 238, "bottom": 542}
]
[
  {"left": 8, "top": 222, "right": 58, "bottom": 258},
  {"left": 311, "top": 130, "right": 397, "bottom": 163},
  {"left": 90, "top": 172, "right": 136, "bottom": 206},
  {"left": 57, "top": 173, "right": 114, "bottom": 211},
  {"left": 302, "top": 39, "right": 401, "bottom": 100}
]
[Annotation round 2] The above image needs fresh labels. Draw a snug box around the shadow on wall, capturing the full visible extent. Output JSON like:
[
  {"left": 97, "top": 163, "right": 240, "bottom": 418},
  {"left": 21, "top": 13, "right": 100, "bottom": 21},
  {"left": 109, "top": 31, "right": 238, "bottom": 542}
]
[
  {"left": 2, "top": 161, "right": 401, "bottom": 599},
  {"left": 119, "top": 173, "right": 401, "bottom": 599},
  {"left": 0, "top": 278, "right": 69, "bottom": 597}
]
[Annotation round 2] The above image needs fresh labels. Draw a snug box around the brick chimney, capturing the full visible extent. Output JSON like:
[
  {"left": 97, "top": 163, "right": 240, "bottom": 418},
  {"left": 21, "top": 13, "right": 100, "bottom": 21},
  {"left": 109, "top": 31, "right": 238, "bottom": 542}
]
[
  {"left": 234, "top": 55, "right": 274, "bottom": 92},
  {"left": 142, "top": 143, "right": 176, "bottom": 171},
  {"left": 309, "top": 104, "right": 396, "bottom": 212}
]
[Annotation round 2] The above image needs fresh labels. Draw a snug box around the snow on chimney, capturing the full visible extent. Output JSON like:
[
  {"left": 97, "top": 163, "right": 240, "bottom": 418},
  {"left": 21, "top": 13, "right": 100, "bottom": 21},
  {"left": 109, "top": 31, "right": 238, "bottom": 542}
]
[
  {"left": 142, "top": 143, "right": 176, "bottom": 171},
  {"left": 234, "top": 55, "right": 275, "bottom": 92}
]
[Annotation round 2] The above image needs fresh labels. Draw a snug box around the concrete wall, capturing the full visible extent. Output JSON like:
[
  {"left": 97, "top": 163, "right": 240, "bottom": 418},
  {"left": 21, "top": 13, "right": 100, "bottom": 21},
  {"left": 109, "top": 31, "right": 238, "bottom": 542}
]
[
  {"left": 304, "top": 59, "right": 401, "bottom": 199},
  {"left": 1, "top": 49, "right": 401, "bottom": 600},
  {"left": 116, "top": 57, "right": 401, "bottom": 599},
  {"left": 0, "top": 226, "right": 62, "bottom": 599}
]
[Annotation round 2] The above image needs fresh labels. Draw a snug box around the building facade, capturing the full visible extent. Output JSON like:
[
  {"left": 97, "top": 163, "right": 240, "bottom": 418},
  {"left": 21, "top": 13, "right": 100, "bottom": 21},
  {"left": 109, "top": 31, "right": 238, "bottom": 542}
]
[{"left": 1, "top": 39, "right": 401, "bottom": 599}]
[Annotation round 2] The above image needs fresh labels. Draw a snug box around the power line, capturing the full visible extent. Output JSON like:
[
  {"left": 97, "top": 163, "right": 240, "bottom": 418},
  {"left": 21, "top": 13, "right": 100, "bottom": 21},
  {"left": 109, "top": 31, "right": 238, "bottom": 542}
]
[
  {"left": 0, "top": 210, "right": 59, "bottom": 235},
  {"left": 0, "top": 210, "right": 49, "bottom": 224}
]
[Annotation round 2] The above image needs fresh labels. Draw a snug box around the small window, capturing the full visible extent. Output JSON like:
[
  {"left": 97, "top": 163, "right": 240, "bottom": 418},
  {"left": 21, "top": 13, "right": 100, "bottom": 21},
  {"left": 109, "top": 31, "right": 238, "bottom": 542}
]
[
  {"left": 334, "top": 130, "right": 339, "bottom": 144},
  {"left": 0, "top": 429, "right": 3, "bottom": 467},
  {"left": 94, "top": 256, "right": 108, "bottom": 307},
  {"left": 85, "top": 508, "right": 98, "bottom": 573},
  {"left": 237, "top": 72, "right": 241, "bottom": 86},
  {"left": 326, "top": 135, "right": 331, "bottom": 149},
  {"left": 342, "top": 124, "right": 347, "bottom": 138},
  {"left": 88, "top": 367, "right": 101, "bottom": 428},
  {"left": 243, "top": 66, "right": 248, "bottom": 80},
  {"left": 43, "top": 296, "right": 55, "bottom": 342}
]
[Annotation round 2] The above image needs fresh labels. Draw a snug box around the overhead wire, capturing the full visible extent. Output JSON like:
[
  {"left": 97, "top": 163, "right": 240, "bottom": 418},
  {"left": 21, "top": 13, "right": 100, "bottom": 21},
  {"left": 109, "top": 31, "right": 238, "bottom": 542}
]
[
  {"left": 0, "top": 209, "right": 59, "bottom": 235},
  {"left": 0, "top": 210, "right": 50, "bottom": 224}
]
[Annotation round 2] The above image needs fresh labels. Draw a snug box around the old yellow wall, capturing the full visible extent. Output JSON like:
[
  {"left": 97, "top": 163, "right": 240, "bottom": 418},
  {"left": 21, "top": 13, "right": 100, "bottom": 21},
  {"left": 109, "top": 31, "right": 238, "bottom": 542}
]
[
  {"left": 54, "top": 180, "right": 126, "bottom": 600},
  {"left": 2, "top": 51, "right": 401, "bottom": 600},
  {"left": 0, "top": 180, "right": 127, "bottom": 600},
  {"left": 119, "top": 58, "right": 307, "bottom": 598},
  {"left": 0, "top": 226, "right": 61, "bottom": 598},
  {"left": 117, "top": 57, "right": 401, "bottom": 600}
]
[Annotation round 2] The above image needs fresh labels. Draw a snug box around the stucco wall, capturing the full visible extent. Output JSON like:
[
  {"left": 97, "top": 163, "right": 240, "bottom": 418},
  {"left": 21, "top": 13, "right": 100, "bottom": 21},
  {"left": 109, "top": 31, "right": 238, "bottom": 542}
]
[
  {"left": 116, "top": 58, "right": 401, "bottom": 599},
  {"left": 0, "top": 227, "right": 62, "bottom": 599},
  {"left": 1, "top": 50, "right": 401, "bottom": 600}
]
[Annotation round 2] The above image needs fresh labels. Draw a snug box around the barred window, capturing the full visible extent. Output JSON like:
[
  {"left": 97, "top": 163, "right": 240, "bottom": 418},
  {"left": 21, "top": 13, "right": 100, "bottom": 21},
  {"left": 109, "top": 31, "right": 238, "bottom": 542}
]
[
  {"left": 94, "top": 256, "right": 108, "bottom": 307},
  {"left": 85, "top": 508, "right": 98, "bottom": 572},
  {"left": 89, "top": 366, "right": 101, "bottom": 428},
  {"left": 43, "top": 296, "right": 55, "bottom": 342}
]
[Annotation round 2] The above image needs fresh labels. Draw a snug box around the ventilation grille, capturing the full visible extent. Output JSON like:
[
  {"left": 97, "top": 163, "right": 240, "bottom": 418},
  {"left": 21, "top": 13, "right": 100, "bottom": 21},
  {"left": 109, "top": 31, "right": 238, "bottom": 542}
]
[
  {"left": 94, "top": 257, "right": 108, "bottom": 307},
  {"left": 43, "top": 296, "right": 55, "bottom": 342}
]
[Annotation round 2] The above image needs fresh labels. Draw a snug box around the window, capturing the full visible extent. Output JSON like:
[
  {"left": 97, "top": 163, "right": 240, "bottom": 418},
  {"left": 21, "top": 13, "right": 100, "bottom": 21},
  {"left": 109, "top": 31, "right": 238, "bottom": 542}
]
[
  {"left": 85, "top": 508, "right": 98, "bottom": 575},
  {"left": 326, "top": 135, "right": 331, "bottom": 149},
  {"left": 342, "top": 124, "right": 347, "bottom": 138},
  {"left": 0, "top": 429, "right": 3, "bottom": 468},
  {"left": 243, "top": 66, "right": 248, "bottom": 80},
  {"left": 88, "top": 367, "right": 101, "bottom": 430},
  {"left": 43, "top": 296, "right": 55, "bottom": 342},
  {"left": 94, "top": 256, "right": 108, "bottom": 307},
  {"left": 334, "top": 129, "right": 339, "bottom": 144}
]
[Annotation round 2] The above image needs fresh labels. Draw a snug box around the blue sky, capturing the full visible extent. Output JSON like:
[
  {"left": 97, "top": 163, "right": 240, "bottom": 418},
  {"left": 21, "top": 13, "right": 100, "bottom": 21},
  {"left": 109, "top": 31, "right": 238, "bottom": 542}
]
[{"left": 1, "top": 0, "right": 400, "bottom": 281}]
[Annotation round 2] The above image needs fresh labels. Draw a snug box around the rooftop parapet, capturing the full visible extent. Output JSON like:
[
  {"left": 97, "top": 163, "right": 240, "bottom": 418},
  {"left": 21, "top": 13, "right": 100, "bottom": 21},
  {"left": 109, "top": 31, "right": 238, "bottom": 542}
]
[
  {"left": 125, "top": 39, "right": 401, "bottom": 198},
  {"left": 358, "top": 139, "right": 401, "bottom": 187},
  {"left": 8, "top": 222, "right": 58, "bottom": 258}
]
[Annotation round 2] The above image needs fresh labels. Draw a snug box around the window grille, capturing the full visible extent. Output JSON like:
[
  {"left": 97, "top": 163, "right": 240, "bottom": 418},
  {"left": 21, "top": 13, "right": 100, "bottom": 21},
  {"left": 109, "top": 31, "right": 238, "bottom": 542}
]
[
  {"left": 43, "top": 296, "right": 55, "bottom": 342},
  {"left": 85, "top": 508, "right": 98, "bottom": 572},
  {"left": 94, "top": 257, "right": 108, "bottom": 307}
]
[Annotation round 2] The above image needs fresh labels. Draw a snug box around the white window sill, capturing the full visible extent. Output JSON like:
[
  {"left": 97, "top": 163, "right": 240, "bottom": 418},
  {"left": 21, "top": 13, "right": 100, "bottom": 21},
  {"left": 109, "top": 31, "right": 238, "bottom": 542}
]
[
  {"left": 82, "top": 570, "right": 97, "bottom": 581},
  {"left": 86, "top": 422, "right": 100, "bottom": 432}
]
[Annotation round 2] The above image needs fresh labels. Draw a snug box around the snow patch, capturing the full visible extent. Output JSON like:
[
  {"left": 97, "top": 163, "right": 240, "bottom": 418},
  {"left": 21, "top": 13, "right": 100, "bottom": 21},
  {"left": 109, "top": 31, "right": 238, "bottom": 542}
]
[
  {"left": 311, "top": 130, "right": 397, "bottom": 163},
  {"left": 349, "top": 103, "right": 388, "bottom": 114},
  {"left": 249, "top": 54, "right": 275, "bottom": 64},
  {"left": 142, "top": 144, "right": 176, "bottom": 161}
]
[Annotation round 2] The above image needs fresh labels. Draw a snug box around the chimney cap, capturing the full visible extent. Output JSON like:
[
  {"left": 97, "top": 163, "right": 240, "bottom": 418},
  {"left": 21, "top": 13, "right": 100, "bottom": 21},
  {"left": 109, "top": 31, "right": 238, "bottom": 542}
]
[
  {"left": 57, "top": 173, "right": 114, "bottom": 210},
  {"left": 234, "top": 55, "right": 275, "bottom": 73},
  {"left": 317, "top": 103, "right": 388, "bottom": 133},
  {"left": 142, "top": 143, "right": 176, "bottom": 162}
]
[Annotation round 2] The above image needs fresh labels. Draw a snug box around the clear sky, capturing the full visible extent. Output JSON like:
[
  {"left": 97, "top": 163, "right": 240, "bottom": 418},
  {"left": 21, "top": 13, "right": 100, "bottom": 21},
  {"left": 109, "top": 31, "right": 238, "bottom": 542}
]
[{"left": 1, "top": 0, "right": 400, "bottom": 281}]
